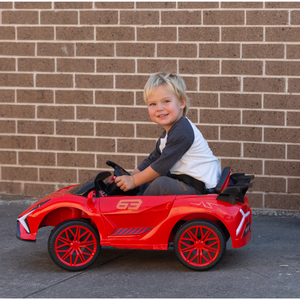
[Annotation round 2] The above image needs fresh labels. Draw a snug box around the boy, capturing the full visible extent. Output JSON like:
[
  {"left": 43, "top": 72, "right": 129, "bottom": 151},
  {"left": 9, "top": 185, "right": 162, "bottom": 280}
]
[{"left": 115, "top": 72, "right": 221, "bottom": 195}]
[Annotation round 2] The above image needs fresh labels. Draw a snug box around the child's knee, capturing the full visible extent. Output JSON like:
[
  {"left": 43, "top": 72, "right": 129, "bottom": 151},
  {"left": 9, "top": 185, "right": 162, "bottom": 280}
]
[{"left": 143, "top": 177, "right": 170, "bottom": 195}]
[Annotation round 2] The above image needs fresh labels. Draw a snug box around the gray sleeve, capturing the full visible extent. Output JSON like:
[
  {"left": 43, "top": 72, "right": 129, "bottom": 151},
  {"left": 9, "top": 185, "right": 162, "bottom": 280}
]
[
  {"left": 137, "top": 135, "right": 163, "bottom": 172},
  {"left": 150, "top": 118, "right": 194, "bottom": 176}
]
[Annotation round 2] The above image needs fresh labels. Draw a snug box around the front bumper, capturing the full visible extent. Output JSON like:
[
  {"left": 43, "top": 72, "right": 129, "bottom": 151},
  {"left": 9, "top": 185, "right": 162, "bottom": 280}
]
[
  {"left": 16, "top": 199, "right": 51, "bottom": 242},
  {"left": 16, "top": 221, "right": 36, "bottom": 242}
]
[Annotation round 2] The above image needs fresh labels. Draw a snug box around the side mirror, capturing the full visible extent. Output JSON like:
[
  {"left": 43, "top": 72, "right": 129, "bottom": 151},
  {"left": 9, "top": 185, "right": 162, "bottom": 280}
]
[{"left": 87, "top": 191, "right": 96, "bottom": 204}]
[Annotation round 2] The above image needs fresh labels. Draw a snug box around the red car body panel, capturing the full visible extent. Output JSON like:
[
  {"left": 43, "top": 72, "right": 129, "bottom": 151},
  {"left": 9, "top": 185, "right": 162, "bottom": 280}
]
[{"left": 17, "top": 187, "right": 251, "bottom": 249}]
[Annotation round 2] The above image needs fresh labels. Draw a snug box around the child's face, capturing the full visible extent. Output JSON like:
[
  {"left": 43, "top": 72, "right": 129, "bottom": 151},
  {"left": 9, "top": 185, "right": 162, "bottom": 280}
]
[{"left": 147, "top": 85, "right": 186, "bottom": 132}]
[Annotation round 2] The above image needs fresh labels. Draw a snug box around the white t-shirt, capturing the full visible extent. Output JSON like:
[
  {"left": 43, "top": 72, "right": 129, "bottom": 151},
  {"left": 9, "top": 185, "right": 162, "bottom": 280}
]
[{"left": 138, "top": 117, "right": 221, "bottom": 188}]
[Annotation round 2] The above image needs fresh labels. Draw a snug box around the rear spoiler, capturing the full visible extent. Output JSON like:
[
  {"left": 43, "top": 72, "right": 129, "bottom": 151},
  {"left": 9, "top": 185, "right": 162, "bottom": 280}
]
[{"left": 216, "top": 173, "right": 254, "bottom": 205}]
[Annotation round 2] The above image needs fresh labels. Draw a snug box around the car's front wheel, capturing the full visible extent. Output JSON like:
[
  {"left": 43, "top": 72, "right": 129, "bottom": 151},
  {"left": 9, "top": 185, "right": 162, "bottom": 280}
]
[
  {"left": 174, "top": 220, "right": 226, "bottom": 271},
  {"left": 48, "top": 219, "right": 100, "bottom": 271}
]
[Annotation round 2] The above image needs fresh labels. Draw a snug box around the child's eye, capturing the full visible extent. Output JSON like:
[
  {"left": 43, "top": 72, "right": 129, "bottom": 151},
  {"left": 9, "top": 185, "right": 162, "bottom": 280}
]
[{"left": 149, "top": 103, "right": 155, "bottom": 106}]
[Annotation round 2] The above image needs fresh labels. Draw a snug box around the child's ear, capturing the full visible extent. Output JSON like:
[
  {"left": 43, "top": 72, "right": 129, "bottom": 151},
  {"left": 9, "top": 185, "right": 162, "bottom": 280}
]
[{"left": 180, "top": 98, "right": 187, "bottom": 109}]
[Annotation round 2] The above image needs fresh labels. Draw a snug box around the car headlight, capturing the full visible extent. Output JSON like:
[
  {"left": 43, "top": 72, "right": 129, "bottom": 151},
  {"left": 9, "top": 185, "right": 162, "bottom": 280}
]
[{"left": 17, "top": 199, "right": 51, "bottom": 234}]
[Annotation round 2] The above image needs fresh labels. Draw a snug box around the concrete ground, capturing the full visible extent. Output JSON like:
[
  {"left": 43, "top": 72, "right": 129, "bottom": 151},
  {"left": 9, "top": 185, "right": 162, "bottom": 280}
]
[{"left": 0, "top": 199, "right": 299, "bottom": 298}]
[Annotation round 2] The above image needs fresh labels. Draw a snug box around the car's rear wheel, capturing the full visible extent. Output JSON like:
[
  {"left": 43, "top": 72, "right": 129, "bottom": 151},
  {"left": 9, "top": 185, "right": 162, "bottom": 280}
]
[
  {"left": 48, "top": 219, "right": 100, "bottom": 271},
  {"left": 174, "top": 220, "right": 226, "bottom": 271}
]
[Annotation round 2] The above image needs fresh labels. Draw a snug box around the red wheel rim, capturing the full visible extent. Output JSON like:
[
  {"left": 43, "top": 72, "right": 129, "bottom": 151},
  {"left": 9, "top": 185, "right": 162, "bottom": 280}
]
[
  {"left": 178, "top": 225, "right": 220, "bottom": 267},
  {"left": 55, "top": 225, "right": 98, "bottom": 267}
]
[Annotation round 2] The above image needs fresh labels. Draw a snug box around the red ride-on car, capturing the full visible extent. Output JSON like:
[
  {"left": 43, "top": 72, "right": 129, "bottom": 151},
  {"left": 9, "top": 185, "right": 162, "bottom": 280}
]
[{"left": 17, "top": 161, "right": 254, "bottom": 271}]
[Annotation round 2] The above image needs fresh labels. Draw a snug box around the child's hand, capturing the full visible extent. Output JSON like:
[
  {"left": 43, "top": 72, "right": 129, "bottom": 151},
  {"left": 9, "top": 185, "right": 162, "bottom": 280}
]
[{"left": 115, "top": 175, "right": 136, "bottom": 192}]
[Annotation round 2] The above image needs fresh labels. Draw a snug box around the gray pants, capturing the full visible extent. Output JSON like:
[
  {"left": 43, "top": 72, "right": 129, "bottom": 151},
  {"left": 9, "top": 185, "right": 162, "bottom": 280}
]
[{"left": 142, "top": 176, "right": 198, "bottom": 196}]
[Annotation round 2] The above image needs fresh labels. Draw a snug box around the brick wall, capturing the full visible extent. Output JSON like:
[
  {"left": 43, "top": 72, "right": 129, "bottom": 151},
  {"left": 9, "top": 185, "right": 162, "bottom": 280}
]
[{"left": 0, "top": 2, "right": 299, "bottom": 212}]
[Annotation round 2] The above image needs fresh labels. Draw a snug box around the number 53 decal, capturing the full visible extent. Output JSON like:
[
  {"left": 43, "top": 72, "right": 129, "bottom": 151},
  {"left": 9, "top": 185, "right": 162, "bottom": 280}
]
[{"left": 116, "top": 199, "right": 142, "bottom": 210}]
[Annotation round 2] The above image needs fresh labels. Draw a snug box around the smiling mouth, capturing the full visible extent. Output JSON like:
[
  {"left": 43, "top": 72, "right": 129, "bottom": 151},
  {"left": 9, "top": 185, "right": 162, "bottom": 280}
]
[{"left": 158, "top": 114, "right": 168, "bottom": 118}]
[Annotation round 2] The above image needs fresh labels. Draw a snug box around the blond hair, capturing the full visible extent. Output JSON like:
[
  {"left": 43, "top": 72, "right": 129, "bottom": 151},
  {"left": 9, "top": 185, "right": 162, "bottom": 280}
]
[{"left": 143, "top": 72, "right": 190, "bottom": 117}]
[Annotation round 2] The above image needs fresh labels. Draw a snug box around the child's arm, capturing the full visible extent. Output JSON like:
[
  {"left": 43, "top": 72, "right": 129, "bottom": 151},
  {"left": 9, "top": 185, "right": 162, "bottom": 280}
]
[
  {"left": 131, "top": 168, "right": 141, "bottom": 176},
  {"left": 115, "top": 166, "right": 160, "bottom": 192}
]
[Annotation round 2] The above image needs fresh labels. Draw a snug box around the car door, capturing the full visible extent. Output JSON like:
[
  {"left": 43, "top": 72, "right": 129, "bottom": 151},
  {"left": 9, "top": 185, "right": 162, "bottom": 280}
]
[{"left": 99, "top": 195, "right": 175, "bottom": 236}]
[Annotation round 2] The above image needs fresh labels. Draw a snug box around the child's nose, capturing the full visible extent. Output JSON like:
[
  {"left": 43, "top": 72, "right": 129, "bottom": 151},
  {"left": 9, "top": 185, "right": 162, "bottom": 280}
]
[{"left": 156, "top": 103, "right": 163, "bottom": 110}]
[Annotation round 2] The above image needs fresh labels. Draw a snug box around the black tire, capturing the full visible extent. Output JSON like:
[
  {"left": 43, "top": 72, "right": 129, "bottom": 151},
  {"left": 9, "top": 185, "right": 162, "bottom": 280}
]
[
  {"left": 48, "top": 219, "right": 100, "bottom": 271},
  {"left": 174, "top": 220, "right": 226, "bottom": 271}
]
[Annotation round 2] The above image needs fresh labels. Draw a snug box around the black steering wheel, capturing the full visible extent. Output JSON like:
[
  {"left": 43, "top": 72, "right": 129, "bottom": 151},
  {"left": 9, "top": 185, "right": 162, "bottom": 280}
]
[{"left": 105, "top": 160, "right": 139, "bottom": 196}]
